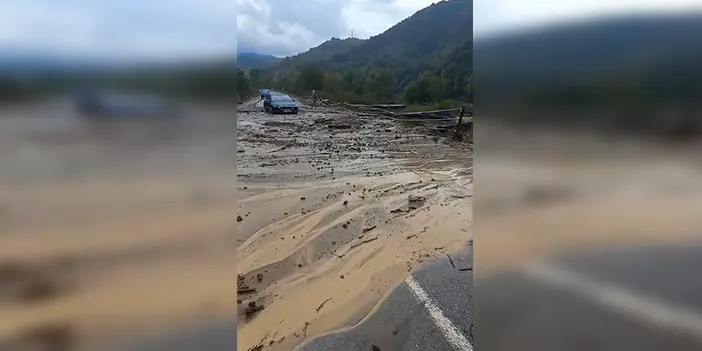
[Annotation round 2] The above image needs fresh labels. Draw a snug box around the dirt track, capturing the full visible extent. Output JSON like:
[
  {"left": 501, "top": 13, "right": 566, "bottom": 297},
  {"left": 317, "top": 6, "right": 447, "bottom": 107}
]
[{"left": 236, "top": 98, "right": 473, "bottom": 350}]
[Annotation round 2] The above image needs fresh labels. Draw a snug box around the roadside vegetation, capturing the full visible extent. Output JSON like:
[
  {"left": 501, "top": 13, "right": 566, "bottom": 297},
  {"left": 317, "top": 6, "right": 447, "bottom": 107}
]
[
  {"left": 476, "top": 14, "right": 702, "bottom": 139},
  {"left": 0, "top": 61, "right": 248, "bottom": 104},
  {"left": 240, "top": 0, "right": 472, "bottom": 110},
  {"left": 0, "top": 74, "right": 67, "bottom": 102},
  {"left": 244, "top": 55, "right": 471, "bottom": 110}
]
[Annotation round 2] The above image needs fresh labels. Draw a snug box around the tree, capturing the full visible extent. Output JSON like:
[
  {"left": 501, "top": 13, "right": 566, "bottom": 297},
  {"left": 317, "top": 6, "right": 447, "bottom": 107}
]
[
  {"left": 272, "top": 74, "right": 295, "bottom": 92},
  {"left": 368, "top": 68, "right": 396, "bottom": 101},
  {"left": 237, "top": 69, "right": 250, "bottom": 99},
  {"left": 340, "top": 68, "right": 360, "bottom": 92},
  {"left": 428, "top": 74, "right": 446, "bottom": 102},
  {"left": 403, "top": 74, "right": 432, "bottom": 104},
  {"left": 324, "top": 72, "right": 342, "bottom": 93},
  {"left": 298, "top": 65, "right": 325, "bottom": 92},
  {"left": 403, "top": 73, "right": 447, "bottom": 104},
  {"left": 249, "top": 69, "right": 263, "bottom": 88}
]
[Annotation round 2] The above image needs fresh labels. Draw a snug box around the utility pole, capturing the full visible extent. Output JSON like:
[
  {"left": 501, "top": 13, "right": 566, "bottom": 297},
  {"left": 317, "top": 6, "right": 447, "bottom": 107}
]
[{"left": 454, "top": 106, "right": 465, "bottom": 140}]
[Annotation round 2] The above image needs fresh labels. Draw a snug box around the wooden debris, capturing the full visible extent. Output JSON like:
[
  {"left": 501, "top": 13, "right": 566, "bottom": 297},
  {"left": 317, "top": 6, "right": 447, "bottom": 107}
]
[
  {"left": 447, "top": 254, "right": 456, "bottom": 269},
  {"left": 237, "top": 287, "right": 256, "bottom": 294},
  {"left": 245, "top": 301, "right": 265, "bottom": 317},
  {"left": 349, "top": 237, "right": 378, "bottom": 249},
  {"left": 302, "top": 321, "right": 311, "bottom": 338},
  {"left": 316, "top": 298, "right": 332, "bottom": 312}
]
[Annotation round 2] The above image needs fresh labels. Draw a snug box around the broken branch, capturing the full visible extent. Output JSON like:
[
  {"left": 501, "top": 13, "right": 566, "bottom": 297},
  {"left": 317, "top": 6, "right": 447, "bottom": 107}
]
[{"left": 316, "top": 298, "right": 333, "bottom": 312}]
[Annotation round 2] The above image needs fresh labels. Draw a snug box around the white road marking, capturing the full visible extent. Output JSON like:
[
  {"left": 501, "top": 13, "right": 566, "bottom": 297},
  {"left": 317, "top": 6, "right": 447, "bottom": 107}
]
[
  {"left": 405, "top": 275, "right": 473, "bottom": 351},
  {"left": 524, "top": 262, "right": 702, "bottom": 342}
]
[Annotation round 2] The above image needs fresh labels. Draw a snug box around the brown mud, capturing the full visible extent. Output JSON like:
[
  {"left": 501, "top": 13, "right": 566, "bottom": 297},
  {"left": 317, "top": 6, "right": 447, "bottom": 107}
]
[{"left": 236, "top": 98, "right": 472, "bottom": 351}]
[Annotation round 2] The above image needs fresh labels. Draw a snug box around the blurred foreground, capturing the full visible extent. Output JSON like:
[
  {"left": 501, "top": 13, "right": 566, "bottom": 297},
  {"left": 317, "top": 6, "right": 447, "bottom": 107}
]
[
  {"left": 474, "top": 8, "right": 702, "bottom": 349},
  {"left": 475, "top": 123, "right": 702, "bottom": 350},
  {"left": 0, "top": 97, "right": 237, "bottom": 350},
  {"left": 476, "top": 123, "right": 702, "bottom": 272}
]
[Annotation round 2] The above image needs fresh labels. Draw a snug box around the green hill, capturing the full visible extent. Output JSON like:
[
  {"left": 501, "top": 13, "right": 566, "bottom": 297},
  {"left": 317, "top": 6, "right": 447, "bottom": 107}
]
[
  {"left": 266, "top": 37, "right": 365, "bottom": 75},
  {"left": 258, "top": 0, "right": 472, "bottom": 105},
  {"left": 236, "top": 53, "right": 281, "bottom": 71},
  {"left": 474, "top": 13, "right": 702, "bottom": 137}
]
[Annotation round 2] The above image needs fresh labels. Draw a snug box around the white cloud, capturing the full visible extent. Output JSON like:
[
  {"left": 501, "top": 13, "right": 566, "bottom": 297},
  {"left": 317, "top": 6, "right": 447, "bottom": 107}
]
[
  {"left": 236, "top": 0, "right": 436, "bottom": 57},
  {"left": 0, "top": 0, "right": 237, "bottom": 62},
  {"left": 342, "top": 0, "right": 433, "bottom": 39}
]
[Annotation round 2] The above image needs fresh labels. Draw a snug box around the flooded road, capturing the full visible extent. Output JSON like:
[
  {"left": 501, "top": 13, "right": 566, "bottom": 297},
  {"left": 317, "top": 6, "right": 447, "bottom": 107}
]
[{"left": 236, "top": 98, "right": 473, "bottom": 351}]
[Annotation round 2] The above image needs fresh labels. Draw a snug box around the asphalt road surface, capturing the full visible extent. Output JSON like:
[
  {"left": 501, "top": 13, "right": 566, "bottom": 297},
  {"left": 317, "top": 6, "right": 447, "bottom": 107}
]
[
  {"left": 109, "top": 317, "right": 237, "bottom": 351},
  {"left": 476, "top": 242, "right": 702, "bottom": 351},
  {"left": 295, "top": 245, "right": 474, "bottom": 351},
  {"left": 114, "top": 242, "right": 702, "bottom": 351},
  {"left": 112, "top": 246, "right": 473, "bottom": 351}
]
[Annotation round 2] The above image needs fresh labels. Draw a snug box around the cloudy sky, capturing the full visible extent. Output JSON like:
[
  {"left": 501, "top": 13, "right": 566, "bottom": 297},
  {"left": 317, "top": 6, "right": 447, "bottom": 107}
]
[
  {"left": 237, "top": 0, "right": 437, "bottom": 57},
  {"left": 1, "top": 0, "right": 700, "bottom": 62},
  {"left": 0, "top": 0, "right": 237, "bottom": 62},
  {"left": 239, "top": 0, "right": 702, "bottom": 57}
]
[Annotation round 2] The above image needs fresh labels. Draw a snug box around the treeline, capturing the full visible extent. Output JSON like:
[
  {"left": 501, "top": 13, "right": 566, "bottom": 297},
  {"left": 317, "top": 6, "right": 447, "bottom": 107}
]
[
  {"left": 0, "top": 63, "right": 252, "bottom": 103},
  {"left": 0, "top": 76, "right": 39, "bottom": 102},
  {"left": 104, "top": 65, "right": 242, "bottom": 101},
  {"left": 247, "top": 64, "right": 471, "bottom": 108},
  {"left": 237, "top": 68, "right": 252, "bottom": 100},
  {"left": 0, "top": 74, "right": 67, "bottom": 102},
  {"left": 480, "top": 52, "right": 702, "bottom": 139}
]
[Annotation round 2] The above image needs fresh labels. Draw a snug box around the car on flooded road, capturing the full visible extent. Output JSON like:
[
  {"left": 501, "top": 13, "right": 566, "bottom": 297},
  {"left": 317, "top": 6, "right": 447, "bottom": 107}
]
[
  {"left": 74, "top": 92, "right": 181, "bottom": 119},
  {"left": 263, "top": 94, "right": 299, "bottom": 114}
]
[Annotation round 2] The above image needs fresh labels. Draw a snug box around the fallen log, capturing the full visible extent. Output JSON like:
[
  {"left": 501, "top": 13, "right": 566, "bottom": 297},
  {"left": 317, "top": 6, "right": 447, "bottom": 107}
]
[
  {"left": 237, "top": 287, "right": 256, "bottom": 294},
  {"left": 396, "top": 107, "right": 462, "bottom": 116},
  {"left": 371, "top": 103, "right": 405, "bottom": 109}
]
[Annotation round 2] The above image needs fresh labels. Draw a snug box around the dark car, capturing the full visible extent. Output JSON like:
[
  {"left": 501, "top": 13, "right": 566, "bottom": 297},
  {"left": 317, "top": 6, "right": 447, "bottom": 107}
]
[
  {"left": 264, "top": 94, "right": 299, "bottom": 114},
  {"left": 74, "top": 92, "right": 181, "bottom": 118},
  {"left": 259, "top": 89, "right": 272, "bottom": 99}
]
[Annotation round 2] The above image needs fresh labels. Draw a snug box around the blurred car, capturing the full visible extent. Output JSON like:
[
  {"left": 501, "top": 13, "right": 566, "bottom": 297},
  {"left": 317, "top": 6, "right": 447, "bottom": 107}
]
[
  {"left": 264, "top": 94, "right": 299, "bottom": 114},
  {"left": 259, "top": 89, "right": 272, "bottom": 99},
  {"left": 74, "top": 92, "right": 181, "bottom": 118}
]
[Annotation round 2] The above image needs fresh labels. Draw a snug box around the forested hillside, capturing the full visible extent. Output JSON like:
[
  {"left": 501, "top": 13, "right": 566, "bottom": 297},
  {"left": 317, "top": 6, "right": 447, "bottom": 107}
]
[
  {"left": 474, "top": 13, "right": 702, "bottom": 137},
  {"left": 237, "top": 53, "right": 281, "bottom": 71},
  {"left": 249, "top": 0, "right": 473, "bottom": 107}
]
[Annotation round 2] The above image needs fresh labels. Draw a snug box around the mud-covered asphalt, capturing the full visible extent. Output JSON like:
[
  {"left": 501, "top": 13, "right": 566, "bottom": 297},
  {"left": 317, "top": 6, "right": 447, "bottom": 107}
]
[
  {"left": 296, "top": 243, "right": 473, "bottom": 351},
  {"left": 237, "top": 97, "right": 471, "bottom": 185},
  {"left": 476, "top": 243, "right": 702, "bottom": 351},
  {"left": 236, "top": 96, "right": 472, "bottom": 351}
]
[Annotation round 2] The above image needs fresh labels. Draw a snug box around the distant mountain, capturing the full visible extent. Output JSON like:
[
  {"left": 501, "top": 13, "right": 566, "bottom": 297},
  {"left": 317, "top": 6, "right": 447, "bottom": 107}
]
[
  {"left": 236, "top": 53, "right": 281, "bottom": 71},
  {"left": 328, "top": 0, "right": 471, "bottom": 85},
  {"left": 0, "top": 49, "right": 240, "bottom": 76},
  {"left": 474, "top": 15, "right": 702, "bottom": 102},
  {"left": 0, "top": 52, "right": 113, "bottom": 75},
  {"left": 474, "top": 13, "right": 702, "bottom": 135},
  {"left": 475, "top": 13, "right": 702, "bottom": 104},
  {"left": 263, "top": 0, "right": 472, "bottom": 99},
  {"left": 266, "top": 37, "right": 365, "bottom": 74}
]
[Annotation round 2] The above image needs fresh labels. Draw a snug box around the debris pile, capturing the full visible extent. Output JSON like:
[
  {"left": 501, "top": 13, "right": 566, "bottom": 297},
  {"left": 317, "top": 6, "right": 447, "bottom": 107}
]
[{"left": 237, "top": 274, "right": 256, "bottom": 294}]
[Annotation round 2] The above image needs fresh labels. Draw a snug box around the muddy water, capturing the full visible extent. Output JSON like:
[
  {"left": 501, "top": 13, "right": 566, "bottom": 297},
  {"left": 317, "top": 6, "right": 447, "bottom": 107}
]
[
  {"left": 0, "top": 99, "right": 238, "bottom": 350},
  {"left": 236, "top": 100, "right": 472, "bottom": 351}
]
